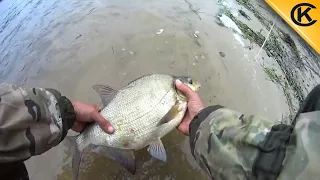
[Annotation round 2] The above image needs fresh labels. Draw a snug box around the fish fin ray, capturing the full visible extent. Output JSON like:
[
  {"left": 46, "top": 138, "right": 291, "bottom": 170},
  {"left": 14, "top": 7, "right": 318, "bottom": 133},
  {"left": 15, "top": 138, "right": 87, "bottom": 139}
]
[
  {"left": 147, "top": 138, "right": 167, "bottom": 162},
  {"left": 92, "top": 84, "right": 118, "bottom": 106},
  {"left": 157, "top": 100, "right": 181, "bottom": 126},
  {"left": 90, "top": 145, "right": 136, "bottom": 174},
  {"left": 63, "top": 136, "right": 82, "bottom": 180}
]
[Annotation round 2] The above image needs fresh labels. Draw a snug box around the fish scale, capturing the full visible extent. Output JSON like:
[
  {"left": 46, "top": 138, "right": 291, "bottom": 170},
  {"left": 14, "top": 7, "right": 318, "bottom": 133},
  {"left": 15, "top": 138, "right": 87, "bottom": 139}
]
[
  {"left": 67, "top": 73, "right": 201, "bottom": 179},
  {"left": 77, "top": 75, "right": 177, "bottom": 150},
  {"left": 105, "top": 88, "right": 177, "bottom": 149}
]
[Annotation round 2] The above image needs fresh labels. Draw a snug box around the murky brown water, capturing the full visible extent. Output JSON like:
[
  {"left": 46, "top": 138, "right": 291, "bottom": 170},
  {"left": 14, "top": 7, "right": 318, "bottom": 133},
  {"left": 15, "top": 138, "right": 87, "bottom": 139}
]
[{"left": 1, "top": 0, "right": 319, "bottom": 179}]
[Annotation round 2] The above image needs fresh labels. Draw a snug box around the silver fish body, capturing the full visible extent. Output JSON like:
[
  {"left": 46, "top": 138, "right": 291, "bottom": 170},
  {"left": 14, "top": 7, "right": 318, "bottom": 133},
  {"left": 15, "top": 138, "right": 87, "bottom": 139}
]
[
  {"left": 66, "top": 73, "right": 201, "bottom": 179},
  {"left": 78, "top": 74, "right": 186, "bottom": 150}
]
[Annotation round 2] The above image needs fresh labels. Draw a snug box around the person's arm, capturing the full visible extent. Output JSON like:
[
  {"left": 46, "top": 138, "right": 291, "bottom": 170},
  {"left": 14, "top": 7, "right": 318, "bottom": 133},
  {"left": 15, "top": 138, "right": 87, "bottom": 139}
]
[
  {"left": 0, "top": 83, "right": 114, "bottom": 163},
  {"left": 0, "top": 83, "right": 76, "bottom": 163},
  {"left": 175, "top": 80, "right": 290, "bottom": 179},
  {"left": 188, "top": 106, "right": 278, "bottom": 179}
]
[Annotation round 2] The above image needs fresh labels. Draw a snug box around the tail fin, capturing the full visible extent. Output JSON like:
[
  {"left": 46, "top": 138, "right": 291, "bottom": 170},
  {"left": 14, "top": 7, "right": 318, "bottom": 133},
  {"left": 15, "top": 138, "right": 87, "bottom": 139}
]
[{"left": 64, "top": 136, "right": 81, "bottom": 180}]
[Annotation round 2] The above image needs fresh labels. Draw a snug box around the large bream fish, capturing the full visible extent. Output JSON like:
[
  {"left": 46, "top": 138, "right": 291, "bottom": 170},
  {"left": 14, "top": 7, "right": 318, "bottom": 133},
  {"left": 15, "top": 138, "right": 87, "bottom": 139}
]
[{"left": 66, "top": 73, "right": 201, "bottom": 179}]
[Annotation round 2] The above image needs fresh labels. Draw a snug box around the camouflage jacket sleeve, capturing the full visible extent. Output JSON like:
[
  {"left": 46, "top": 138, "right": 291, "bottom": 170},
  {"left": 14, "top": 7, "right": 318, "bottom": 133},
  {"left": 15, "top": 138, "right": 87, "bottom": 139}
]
[
  {"left": 189, "top": 103, "right": 320, "bottom": 180},
  {"left": 0, "top": 83, "right": 76, "bottom": 163},
  {"left": 188, "top": 105, "right": 284, "bottom": 179}
]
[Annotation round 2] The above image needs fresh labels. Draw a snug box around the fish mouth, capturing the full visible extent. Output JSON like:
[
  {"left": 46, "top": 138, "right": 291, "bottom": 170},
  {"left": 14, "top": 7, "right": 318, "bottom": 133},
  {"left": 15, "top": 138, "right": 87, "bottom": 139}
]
[
  {"left": 194, "top": 81, "right": 201, "bottom": 91},
  {"left": 174, "top": 78, "right": 201, "bottom": 100}
]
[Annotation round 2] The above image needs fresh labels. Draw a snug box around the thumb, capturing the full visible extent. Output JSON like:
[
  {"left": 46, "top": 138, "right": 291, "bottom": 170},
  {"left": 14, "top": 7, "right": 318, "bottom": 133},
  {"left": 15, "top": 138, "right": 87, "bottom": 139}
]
[
  {"left": 175, "top": 79, "right": 195, "bottom": 99},
  {"left": 90, "top": 111, "right": 115, "bottom": 134}
]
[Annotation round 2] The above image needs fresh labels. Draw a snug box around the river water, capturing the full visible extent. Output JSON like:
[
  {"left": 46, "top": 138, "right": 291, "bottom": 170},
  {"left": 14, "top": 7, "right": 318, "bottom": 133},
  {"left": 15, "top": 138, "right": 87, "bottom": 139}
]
[{"left": 1, "top": 0, "right": 319, "bottom": 179}]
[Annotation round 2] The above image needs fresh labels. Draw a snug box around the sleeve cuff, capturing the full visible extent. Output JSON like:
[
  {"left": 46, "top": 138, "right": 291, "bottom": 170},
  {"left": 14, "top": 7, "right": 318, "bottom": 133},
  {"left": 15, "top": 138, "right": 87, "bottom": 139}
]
[
  {"left": 189, "top": 105, "right": 224, "bottom": 143},
  {"left": 46, "top": 89, "right": 76, "bottom": 140}
]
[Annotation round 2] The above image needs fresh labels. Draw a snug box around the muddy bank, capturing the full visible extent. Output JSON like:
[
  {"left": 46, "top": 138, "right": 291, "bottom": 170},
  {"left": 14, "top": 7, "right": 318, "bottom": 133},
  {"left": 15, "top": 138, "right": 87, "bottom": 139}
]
[{"left": 216, "top": 0, "right": 320, "bottom": 121}]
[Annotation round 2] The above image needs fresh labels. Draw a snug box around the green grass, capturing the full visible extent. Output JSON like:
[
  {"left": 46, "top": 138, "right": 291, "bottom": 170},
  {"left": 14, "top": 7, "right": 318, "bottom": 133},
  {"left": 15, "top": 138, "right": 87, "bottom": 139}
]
[
  {"left": 263, "top": 67, "right": 282, "bottom": 83},
  {"left": 225, "top": 10, "right": 265, "bottom": 46}
]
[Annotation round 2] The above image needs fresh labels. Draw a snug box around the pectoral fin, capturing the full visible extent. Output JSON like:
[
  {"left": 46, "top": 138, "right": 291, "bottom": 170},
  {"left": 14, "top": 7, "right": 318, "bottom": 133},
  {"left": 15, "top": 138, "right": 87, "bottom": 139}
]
[
  {"left": 157, "top": 101, "right": 181, "bottom": 126},
  {"left": 147, "top": 138, "right": 167, "bottom": 162},
  {"left": 92, "top": 85, "right": 118, "bottom": 106},
  {"left": 91, "top": 145, "right": 136, "bottom": 174}
]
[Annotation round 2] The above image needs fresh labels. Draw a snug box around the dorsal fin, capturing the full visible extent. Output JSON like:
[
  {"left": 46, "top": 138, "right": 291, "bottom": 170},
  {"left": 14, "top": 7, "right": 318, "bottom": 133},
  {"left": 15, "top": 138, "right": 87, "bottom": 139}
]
[{"left": 92, "top": 84, "right": 118, "bottom": 106}]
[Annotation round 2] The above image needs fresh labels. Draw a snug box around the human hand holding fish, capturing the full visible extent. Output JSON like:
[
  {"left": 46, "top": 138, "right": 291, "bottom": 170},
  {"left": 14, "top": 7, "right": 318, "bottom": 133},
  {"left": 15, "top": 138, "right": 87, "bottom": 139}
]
[
  {"left": 69, "top": 78, "right": 203, "bottom": 136},
  {"left": 66, "top": 74, "right": 202, "bottom": 179},
  {"left": 71, "top": 101, "right": 114, "bottom": 134},
  {"left": 175, "top": 79, "right": 205, "bottom": 136}
]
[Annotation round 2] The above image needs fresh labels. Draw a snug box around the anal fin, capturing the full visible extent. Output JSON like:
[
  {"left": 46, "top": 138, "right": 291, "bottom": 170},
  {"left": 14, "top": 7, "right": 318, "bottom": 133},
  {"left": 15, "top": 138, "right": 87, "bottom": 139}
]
[{"left": 91, "top": 145, "right": 136, "bottom": 174}]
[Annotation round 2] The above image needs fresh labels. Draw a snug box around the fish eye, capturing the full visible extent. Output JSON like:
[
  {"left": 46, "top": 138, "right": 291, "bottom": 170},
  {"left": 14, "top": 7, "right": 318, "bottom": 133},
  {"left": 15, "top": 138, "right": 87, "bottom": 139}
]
[{"left": 188, "top": 78, "right": 193, "bottom": 84}]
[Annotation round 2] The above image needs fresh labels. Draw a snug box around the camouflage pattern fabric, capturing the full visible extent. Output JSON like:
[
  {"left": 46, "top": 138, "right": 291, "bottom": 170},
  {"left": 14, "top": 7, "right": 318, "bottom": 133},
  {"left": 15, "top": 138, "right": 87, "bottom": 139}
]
[
  {"left": 278, "top": 111, "right": 320, "bottom": 180},
  {"left": 189, "top": 106, "right": 320, "bottom": 180},
  {"left": 0, "top": 83, "right": 70, "bottom": 163}
]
